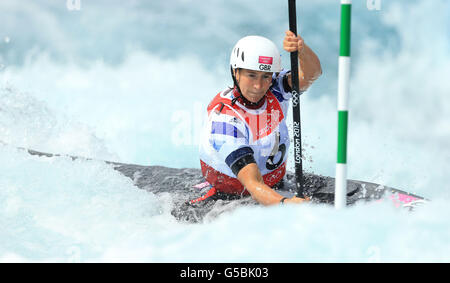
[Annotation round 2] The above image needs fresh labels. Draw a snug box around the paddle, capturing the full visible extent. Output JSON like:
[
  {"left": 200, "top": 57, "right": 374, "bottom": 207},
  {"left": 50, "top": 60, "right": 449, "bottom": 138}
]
[{"left": 288, "top": 0, "right": 305, "bottom": 197}]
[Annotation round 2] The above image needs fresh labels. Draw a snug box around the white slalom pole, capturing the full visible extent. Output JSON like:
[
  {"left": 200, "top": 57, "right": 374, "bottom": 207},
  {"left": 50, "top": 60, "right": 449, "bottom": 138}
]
[{"left": 335, "top": 0, "right": 351, "bottom": 209}]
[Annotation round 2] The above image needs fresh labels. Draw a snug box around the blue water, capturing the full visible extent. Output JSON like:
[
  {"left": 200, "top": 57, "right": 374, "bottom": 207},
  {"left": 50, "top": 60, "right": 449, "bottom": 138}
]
[{"left": 1, "top": 0, "right": 449, "bottom": 262}]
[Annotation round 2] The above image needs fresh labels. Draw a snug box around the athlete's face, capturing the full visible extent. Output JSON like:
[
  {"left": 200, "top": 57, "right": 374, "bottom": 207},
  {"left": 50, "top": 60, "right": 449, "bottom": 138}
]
[{"left": 235, "top": 69, "right": 273, "bottom": 103}]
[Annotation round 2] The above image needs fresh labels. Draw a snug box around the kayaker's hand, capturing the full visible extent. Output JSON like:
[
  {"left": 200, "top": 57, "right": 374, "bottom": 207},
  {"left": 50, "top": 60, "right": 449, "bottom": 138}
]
[
  {"left": 283, "top": 30, "right": 305, "bottom": 55},
  {"left": 284, "top": 196, "right": 310, "bottom": 204}
]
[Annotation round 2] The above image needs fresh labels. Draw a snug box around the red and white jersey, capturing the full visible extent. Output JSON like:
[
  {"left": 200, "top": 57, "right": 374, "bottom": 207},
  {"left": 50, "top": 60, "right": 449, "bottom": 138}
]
[{"left": 199, "top": 70, "right": 295, "bottom": 195}]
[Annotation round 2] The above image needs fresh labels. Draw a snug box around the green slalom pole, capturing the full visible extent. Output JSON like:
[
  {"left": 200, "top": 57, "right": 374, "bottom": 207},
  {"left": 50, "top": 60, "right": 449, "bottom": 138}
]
[{"left": 335, "top": 0, "right": 351, "bottom": 209}]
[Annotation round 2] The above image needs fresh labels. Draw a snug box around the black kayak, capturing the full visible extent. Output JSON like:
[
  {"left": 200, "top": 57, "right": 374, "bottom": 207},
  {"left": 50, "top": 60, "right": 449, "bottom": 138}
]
[{"left": 22, "top": 147, "right": 427, "bottom": 223}]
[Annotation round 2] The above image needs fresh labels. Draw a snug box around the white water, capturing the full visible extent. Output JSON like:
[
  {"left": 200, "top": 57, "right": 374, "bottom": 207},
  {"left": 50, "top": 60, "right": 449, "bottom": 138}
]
[{"left": 1, "top": 0, "right": 449, "bottom": 262}]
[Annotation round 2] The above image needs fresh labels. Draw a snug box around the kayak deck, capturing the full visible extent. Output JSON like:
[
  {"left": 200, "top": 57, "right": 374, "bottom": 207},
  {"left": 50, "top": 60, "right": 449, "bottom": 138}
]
[{"left": 24, "top": 147, "right": 426, "bottom": 223}]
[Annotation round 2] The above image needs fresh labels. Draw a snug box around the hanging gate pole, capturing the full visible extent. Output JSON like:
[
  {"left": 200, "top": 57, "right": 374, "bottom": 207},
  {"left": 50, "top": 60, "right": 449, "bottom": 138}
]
[{"left": 335, "top": 0, "right": 352, "bottom": 209}]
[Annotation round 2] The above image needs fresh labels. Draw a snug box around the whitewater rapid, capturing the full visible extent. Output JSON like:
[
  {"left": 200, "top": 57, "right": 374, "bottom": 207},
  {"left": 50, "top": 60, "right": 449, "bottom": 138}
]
[{"left": 1, "top": 0, "right": 449, "bottom": 262}]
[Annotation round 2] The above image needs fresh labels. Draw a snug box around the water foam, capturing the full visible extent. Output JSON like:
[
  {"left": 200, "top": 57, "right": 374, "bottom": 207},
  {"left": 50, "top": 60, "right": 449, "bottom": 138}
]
[{"left": 1, "top": 0, "right": 449, "bottom": 262}]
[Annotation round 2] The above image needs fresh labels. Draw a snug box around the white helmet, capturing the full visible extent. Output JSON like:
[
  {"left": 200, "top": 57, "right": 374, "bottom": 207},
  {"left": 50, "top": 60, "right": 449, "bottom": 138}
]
[{"left": 230, "top": 35, "right": 282, "bottom": 73}]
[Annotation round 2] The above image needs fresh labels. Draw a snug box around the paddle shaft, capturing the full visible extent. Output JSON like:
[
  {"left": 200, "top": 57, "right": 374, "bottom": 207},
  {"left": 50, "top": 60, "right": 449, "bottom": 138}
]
[{"left": 288, "top": 0, "right": 304, "bottom": 197}]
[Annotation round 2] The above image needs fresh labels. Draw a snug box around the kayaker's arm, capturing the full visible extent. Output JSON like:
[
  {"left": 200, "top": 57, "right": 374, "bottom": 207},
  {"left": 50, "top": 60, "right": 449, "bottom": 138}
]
[{"left": 237, "top": 163, "right": 308, "bottom": 206}]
